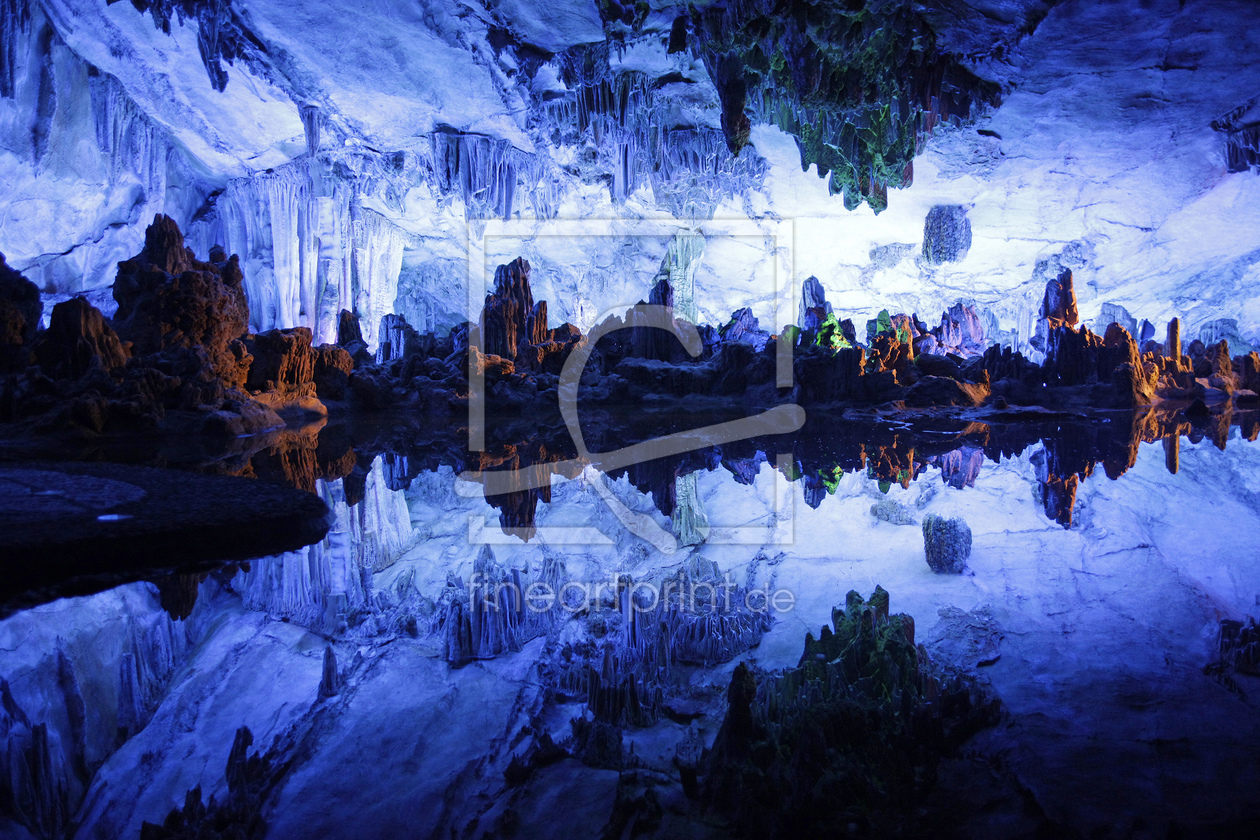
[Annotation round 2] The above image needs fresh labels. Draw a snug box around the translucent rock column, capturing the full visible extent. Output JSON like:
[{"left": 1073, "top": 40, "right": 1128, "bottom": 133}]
[
  {"left": 656, "top": 228, "right": 705, "bottom": 323},
  {"left": 672, "top": 473, "right": 710, "bottom": 547},
  {"left": 660, "top": 229, "right": 711, "bottom": 546},
  {"left": 1165, "top": 317, "right": 1181, "bottom": 362}
]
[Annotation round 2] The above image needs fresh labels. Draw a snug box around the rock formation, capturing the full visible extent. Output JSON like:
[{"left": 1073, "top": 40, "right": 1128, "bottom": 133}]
[
  {"left": 113, "top": 215, "right": 251, "bottom": 386},
  {"left": 702, "top": 588, "right": 998, "bottom": 837},
  {"left": 31, "top": 297, "right": 129, "bottom": 380},
  {"left": 923, "top": 514, "right": 973, "bottom": 573},
  {"left": 0, "top": 253, "right": 41, "bottom": 374},
  {"left": 871, "top": 498, "right": 917, "bottom": 525},
  {"left": 922, "top": 205, "right": 972, "bottom": 264},
  {"left": 1040, "top": 266, "right": 1079, "bottom": 329}
]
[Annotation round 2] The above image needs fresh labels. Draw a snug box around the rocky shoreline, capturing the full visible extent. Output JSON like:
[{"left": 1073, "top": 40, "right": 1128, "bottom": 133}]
[{"left": 4, "top": 216, "right": 1258, "bottom": 450}]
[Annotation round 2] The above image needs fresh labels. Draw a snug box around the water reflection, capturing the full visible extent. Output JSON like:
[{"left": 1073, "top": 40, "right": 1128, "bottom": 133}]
[{"left": 1, "top": 409, "right": 1259, "bottom": 838}]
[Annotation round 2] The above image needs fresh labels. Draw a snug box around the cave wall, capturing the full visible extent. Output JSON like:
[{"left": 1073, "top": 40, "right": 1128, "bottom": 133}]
[{"left": 0, "top": 0, "right": 1257, "bottom": 353}]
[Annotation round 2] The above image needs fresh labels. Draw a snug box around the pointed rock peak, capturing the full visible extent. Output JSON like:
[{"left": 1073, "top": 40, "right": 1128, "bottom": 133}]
[
  {"left": 1102, "top": 322, "right": 1135, "bottom": 349},
  {"left": 1040, "top": 267, "right": 1078, "bottom": 328},
  {"left": 34, "top": 297, "right": 129, "bottom": 379},
  {"left": 337, "top": 310, "right": 363, "bottom": 346},
  {"left": 799, "top": 275, "right": 833, "bottom": 331},
  {"left": 1, "top": 253, "right": 41, "bottom": 363},
  {"left": 492, "top": 257, "right": 534, "bottom": 309},
  {"left": 482, "top": 258, "right": 538, "bottom": 361},
  {"left": 648, "top": 272, "right": 674, "bottom": 309},
  {"left": 141, "top": 214, "right": 192, "bottom": 276}
]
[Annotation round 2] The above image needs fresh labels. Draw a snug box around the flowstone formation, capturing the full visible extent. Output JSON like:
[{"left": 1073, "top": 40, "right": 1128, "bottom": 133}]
[{"left": 702, "top": 587, "right": 999, "bottom": 836}]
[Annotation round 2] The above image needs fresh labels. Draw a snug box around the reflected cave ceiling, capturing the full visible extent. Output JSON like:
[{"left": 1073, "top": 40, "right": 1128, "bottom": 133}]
[{"left": 1, "top": 0, "right": 1258, "bottom": 353}]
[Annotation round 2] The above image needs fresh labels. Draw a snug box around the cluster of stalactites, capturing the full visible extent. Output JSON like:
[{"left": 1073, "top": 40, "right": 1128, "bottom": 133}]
[
  {"left": 1212, "top": 97, "right": 1260, "bottom": 173},
  {"left": 687, "top": 0, "right": 999, "bottom": 212},
  {"left": 185, "top": 160, "right": 408, "bottom": 348},
  {"left": 546, "top": 48, "right": 768, "bottom": 217}
]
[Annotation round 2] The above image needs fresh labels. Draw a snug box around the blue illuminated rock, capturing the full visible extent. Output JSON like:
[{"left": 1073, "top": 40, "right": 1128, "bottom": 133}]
[{"left": 922, "top": 513, "right": 972, "bottom": 574}]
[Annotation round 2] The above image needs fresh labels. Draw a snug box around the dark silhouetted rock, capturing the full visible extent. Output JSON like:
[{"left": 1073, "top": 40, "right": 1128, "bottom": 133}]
[
  {"left": 480, "top": 257, "right": 535, "bottom": 361},
  {"left": 1234, "top": 389, "right": 1260, "bottom": 409},
  {"left": 31, "top": 298, "right": 129, "bottom": 380},
  {"left": 318, "top": 646, "right": 339, "bottom": 699},
  {"left": 923, "top": 513, "right": 972, "bottom": 573},
  {"left": 1205, "top": 339, "right": 1232, "bottom": 379},
  {"left": 702, "top": 588, "right": 998, "bottom": 838},
  {"left": 914, "top": 353, "right": 962, "bottom": 379},
  {"left": 720, "top": 307, "right": 769, "bottom": 351},
  {"left": 1, "top": 253, "right": 41, "bottom": 373},
  {"left": 903, "top": 375, "right": 989, "bottom": 407},
  {"left": 152, "top": 572, "right": 205, "bottom": 621},
  {"left": 922, "top": 205, "right": 971, "bottom": 264},
  {"left": 1240, "top": 351, "right": 1260, "bottom": 392},
  {"left": 794, "top": 345, "right": 864, "bottom": 403},
  {"left": 337, "top": 309, "right": 363, "bottom": 345},
  {"left": 336, "top": 309, "right": 372, "bottom": 365},
  {"left": 667, "top": 14, "right": 688, "bottom": 53},
  {"left": 1043, "top": 324, "right": 1151, "bottom": 405},
  {"left": 1113, "top": 362, "right": 1155, "bottom": 406},
  {"left": 349, "top": 369, "right": 398, "bottom": 410},
  {"left": 112, "top": 215, "right": 250, "bottom": 384},
  {"left": 715, "top": 53, "right": 750, "bottom": 154},
  {"left": 313, "top": 344, "right": 354, "bottom": 401}
]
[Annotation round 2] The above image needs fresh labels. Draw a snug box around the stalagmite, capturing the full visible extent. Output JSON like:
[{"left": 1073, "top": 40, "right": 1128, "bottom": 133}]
[
  {"left": 318, "top": 646, "right": 339, "bottom": 699},
  {"left": 1166, "top": 317, "right": 1181, "bottom": 362}
]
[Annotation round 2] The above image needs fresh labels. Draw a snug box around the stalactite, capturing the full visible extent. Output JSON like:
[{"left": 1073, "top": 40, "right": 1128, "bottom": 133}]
[
  {"left": 53, "top": 646, "right": 87, "bottom": 783},
  {"left": 317, "top": 647, "right": 339, "bottom": 699},
  {"left": 234, "top": 467, "right": 412, "bottom": 633},
  {"left": 0, "top": 0, "right": 31, "bottom": 100},
  {"left": 427, "top": 129, "right": 562, "bottom": 220},
  {"left": 1212, "top": 97, "right": 1260, "bottom": 173},
  {"left": 187, "top": 161, "right": 407, "bottom": 348},
  {"left": 440, "top": 546, "right": 563, "bottom": 666},
  {"left": 547, "top": 50, "right": 768, "bottom": 217},
  {"left": 115, "top": 607, "right": 192, "bottom": 743},
  {"left": 693, "top": 0, "right": 998, "bottom": 211},
  {"left": 30, "top": 21, "right": 53, "bottom": 166},
  {"left": 539, "top": 567, "right": 773, "bottom": 726},
  {"left": 299, "top": 103, "right": 321, "bottom": 156}
]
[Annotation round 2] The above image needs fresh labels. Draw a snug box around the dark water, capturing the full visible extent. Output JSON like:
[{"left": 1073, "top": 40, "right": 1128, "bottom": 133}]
[{"left": 1, "top": 407, "right": 1259, "bottom": 838}]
